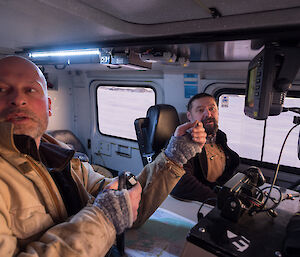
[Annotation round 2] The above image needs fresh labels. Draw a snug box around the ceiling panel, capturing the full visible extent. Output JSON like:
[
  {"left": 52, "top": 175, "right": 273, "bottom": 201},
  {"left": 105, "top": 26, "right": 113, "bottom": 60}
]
[
  {"left": 0, "top": 0, "right": 131, "bottom": 52},
  {"left": 80, "top": 0, "right": 300, "bottom": 24},
  {"left": 0, "top": 0, "right": 300, "bottom": 54}
]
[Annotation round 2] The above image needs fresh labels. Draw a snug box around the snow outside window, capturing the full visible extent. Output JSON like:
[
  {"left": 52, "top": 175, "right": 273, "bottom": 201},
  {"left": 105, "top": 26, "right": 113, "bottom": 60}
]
[
  {"left": 218, "top": 94, "right": 300, "bottom": 168},
  {"left": 97, "top": 86, "right": 155, "bottom": 140}
]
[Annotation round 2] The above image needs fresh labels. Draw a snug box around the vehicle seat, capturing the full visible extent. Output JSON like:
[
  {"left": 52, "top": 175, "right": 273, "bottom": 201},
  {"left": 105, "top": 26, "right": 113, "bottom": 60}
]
[
  {"left": 47, "top": 129, "right": 113, "bottom": 178},
  {"left": 134, "top": 104, "right": 180, "bottom": 166},
  {"left": 47, "top": 129, "right": 87, "bottom": 154}
]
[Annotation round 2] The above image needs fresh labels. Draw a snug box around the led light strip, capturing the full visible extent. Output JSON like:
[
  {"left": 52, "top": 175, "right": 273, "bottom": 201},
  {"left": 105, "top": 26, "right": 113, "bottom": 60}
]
[{"left": 29, "top": 48, "right": 100, "bottom": 58}]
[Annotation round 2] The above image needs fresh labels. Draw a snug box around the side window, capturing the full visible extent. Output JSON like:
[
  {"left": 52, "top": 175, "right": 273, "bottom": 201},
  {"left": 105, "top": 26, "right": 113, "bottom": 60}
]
[
  {"left": 96, "top": 85, "right": 155, "bottom": 140},
  {"left": 218, "top": 94, "right": 300, "bottom": 168}
]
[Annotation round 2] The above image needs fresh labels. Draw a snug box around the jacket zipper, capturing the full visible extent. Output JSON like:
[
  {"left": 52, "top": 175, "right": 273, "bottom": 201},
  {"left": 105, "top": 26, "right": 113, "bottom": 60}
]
[{"left": 26, "top": 156, "right": 64, "bottom": 220}]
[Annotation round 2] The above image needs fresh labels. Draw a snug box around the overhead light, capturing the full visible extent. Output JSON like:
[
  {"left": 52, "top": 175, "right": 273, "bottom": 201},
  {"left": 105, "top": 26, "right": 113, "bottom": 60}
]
[
  {"left": 29, "top": 48, "right": 100, "bottom": 58},
  {"left": 27, "top": 48, "right": 101, "bottom": 67}
]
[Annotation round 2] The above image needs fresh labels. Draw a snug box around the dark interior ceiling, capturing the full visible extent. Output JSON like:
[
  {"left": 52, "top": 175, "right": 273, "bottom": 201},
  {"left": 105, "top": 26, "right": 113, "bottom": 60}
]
[{"left": 0, "top": 0, "right": 300, "bottom": 62}]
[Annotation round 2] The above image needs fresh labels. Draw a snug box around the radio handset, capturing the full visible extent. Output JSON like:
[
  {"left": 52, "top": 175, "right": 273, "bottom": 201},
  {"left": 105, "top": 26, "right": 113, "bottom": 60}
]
[{"left": 116, "top": 172, "right": 137, "bottom": 256}]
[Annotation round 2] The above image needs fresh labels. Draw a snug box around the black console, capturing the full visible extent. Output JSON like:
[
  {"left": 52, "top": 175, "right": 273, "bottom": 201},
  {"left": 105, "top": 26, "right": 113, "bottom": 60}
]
[{"left": 183, "top": 190, "right": 299, "bottom": 257}]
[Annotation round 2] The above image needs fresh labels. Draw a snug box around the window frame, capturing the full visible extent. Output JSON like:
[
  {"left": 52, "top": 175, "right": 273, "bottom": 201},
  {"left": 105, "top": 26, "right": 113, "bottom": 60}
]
[
  {"left": 95, "top": 83, "right": 157, "bottom": 141},
  {"left": 214, "top": 88, "right": 300, "bottom": 175}
]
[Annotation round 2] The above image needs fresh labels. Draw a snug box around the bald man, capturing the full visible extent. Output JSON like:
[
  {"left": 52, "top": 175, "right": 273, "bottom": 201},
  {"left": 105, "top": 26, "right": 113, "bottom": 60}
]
[
  {"left": 0, "top": 56, "right": 50, "bottom": 145},
  {"left": 0, "top": 56, "right": 206, "bottom": 257}
]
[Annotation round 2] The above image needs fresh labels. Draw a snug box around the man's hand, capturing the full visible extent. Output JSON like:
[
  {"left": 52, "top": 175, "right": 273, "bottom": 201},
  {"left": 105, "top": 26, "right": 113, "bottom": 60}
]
[
  {"left": 165, "top": 120, "right": 206, "bottom": 167},
  {"left": 174, "top": 120, "right": 206, "bottom": 147},
  {"left": 128, "top": 183, "right": 142, "bottom": 222},
  {"left": 104, "top": 177, "right": 118, "bottom": 190},
  {"left": 104, "top": 176, "right": 142, "bottom": 222}
]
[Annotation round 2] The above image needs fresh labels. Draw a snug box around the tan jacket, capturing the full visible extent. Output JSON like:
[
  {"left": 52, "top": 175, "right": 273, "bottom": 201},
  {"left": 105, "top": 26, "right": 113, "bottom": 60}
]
[{"left": 0, "top": 122, "right": 185, "bottom": 257}]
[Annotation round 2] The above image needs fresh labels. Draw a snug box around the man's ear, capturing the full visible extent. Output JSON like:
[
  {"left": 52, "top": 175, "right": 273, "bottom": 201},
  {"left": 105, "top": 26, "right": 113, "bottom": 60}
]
[
  {"left": 187, "top": 111, "right": 192, "bottom": 122},
  {"left": 48, "top": 97, "right": 52, "bottom": 117}
]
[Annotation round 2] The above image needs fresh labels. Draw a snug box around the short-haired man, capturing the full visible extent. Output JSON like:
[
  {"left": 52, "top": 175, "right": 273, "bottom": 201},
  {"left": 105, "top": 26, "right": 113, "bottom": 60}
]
[
  {"left": 0, "top": 56, "right": 207, "bottom": 257},
  {"left": 171, "top": 93, "right": 240, "bottom": 203}
]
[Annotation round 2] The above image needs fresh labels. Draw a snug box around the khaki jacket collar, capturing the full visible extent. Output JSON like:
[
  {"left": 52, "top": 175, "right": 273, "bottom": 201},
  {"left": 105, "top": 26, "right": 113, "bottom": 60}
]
[
  {"left": 0, "top": 122, "right": 19, "bottom": 154},
  {"left": 0, "top": 122, "right": 74, "bottom": 173}
]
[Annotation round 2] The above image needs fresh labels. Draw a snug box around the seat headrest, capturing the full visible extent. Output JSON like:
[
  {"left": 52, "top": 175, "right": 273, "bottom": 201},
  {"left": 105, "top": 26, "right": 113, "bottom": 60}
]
[
  {"left": 146, "top": 104, "right": 180, "bottom": 153},
  {"left": 134, "top": 104, "right": 180, "bottom": 165}
]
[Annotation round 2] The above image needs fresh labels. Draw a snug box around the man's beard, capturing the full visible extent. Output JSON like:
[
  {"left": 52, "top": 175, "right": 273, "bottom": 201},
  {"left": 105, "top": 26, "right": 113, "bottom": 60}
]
[
  {"left": 0, "top": 107, "right": 48, "bottom": 140},
  {"left": 202, "top": 117, "right": 218, "bottom": 137}
]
